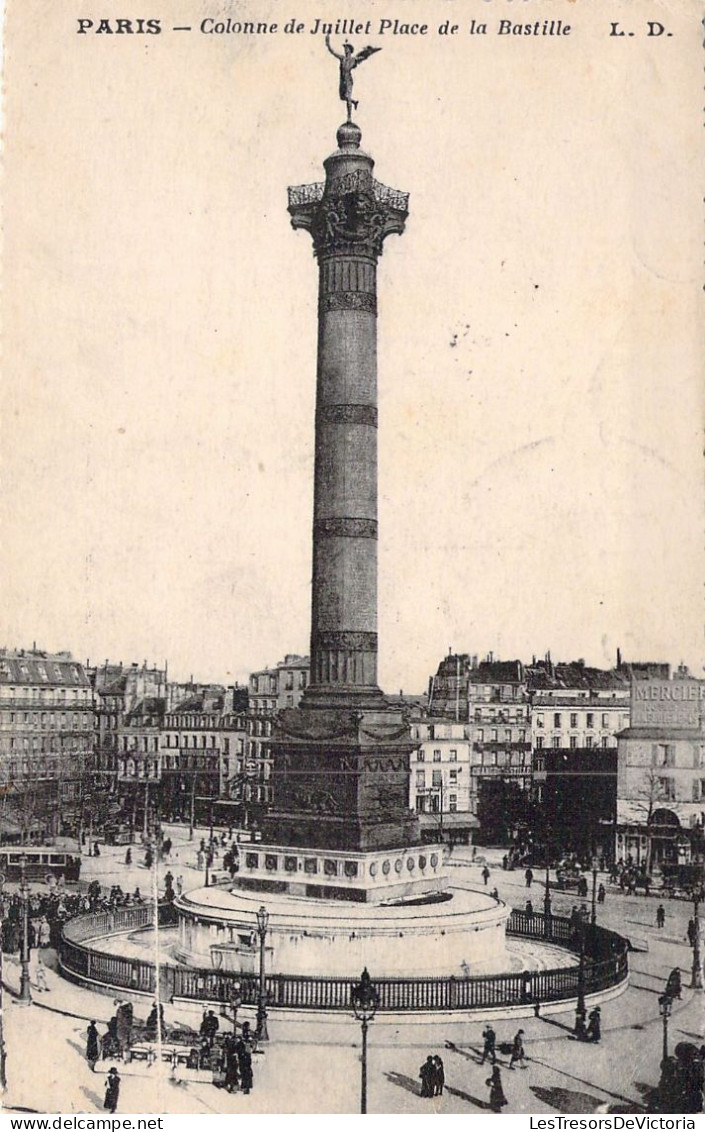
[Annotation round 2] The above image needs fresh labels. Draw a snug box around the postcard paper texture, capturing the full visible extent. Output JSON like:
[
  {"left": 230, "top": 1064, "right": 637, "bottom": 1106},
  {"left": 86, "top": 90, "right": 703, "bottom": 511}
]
[{"left": 1, "top": 0, "right": 703, "bottom": 1118}]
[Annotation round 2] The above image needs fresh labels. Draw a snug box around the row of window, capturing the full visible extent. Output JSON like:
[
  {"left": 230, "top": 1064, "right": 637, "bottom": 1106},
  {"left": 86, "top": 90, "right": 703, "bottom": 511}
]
[
  {"left": 415, "top": 795, "right": 458, "bottom": 812},
  {"left": 416, "top": 768, "right": 460, "bottom": 786},
  {"left": 652, "top": 777, "right": 705, "bottom": 802},
  {"left": 0, "top": 736, "right": 92, "bottom": 752},
  {"left": 651, "top": 744, "right": 705, "bottom": 769},
  {"left": 0, "top": 710, "right": 92, "bottom": 728},
  {"left": 0, "top": 686, "right": 90, "bottom": 703},
  {"left": 535, "top": 736, "right": 613, "bottom": 749},
  {"left": 250, "top": 671, "right": 308, "bottom": 694},
  {"left": 536, "top": 712, "right": 626, "bottom": 729}
]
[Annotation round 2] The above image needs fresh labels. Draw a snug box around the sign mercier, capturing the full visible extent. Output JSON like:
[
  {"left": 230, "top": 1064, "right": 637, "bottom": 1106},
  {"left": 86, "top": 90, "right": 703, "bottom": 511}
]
[{"left": 631, "top": 679, "right": 705, "bottom": 729}]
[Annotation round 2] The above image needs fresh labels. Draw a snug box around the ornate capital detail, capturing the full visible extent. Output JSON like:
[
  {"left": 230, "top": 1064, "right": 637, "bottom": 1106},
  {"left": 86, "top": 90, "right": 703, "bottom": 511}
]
[
  {"left": 320, "top": 291, "right": 377, "bottom": 314},
  {"left": 314, "top": 631, "right": 377, "bottom": 652},
  {"left": 314, "top": 517, "right": 377, "bottom": 539},
  {"left": 317, "top": 404, "right": 377, "bottom": 427},
  {"left": 288, "top": 178, "right": 408, "bottom": 260}
]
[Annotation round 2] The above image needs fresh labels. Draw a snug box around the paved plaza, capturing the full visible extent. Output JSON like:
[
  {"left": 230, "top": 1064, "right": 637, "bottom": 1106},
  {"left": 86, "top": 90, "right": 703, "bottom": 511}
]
[{"left": 1, "top": 827, "right": 702, "bottom": 1115}]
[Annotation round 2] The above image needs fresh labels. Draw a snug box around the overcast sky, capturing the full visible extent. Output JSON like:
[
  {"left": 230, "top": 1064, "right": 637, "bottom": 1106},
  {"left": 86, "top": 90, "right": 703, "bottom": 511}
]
[{"left": 2, "top": 0, "right": 703, "bottom": 690}]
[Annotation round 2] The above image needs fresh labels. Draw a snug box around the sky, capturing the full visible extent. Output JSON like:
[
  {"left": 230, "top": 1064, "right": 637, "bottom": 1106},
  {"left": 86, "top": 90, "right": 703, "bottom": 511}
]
[{"left": 2, "top": 0, "right": 703, "bottom": 690}]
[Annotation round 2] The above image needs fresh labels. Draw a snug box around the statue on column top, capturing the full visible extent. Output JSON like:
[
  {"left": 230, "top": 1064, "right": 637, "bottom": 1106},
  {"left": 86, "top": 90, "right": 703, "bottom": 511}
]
[{"left": 325, "top": 35, "right": 382, "bottom": 122}]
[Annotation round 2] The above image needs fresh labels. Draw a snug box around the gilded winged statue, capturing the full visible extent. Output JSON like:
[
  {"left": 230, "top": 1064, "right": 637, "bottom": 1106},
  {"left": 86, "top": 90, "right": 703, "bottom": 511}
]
[{"left": 325, "top": 35, "right": 382, "bottom": 121}]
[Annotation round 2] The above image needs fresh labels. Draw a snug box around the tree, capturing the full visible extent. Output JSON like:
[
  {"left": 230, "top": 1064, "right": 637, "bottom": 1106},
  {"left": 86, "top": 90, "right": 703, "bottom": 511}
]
[{"left": 630, "top": 769, "right": 671, "bottom": 871}]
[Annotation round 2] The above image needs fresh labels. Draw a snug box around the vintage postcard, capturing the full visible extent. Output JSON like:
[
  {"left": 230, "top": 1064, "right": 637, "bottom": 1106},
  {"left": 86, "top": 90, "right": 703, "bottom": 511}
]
[{"left": 1, "top": 0, "right": 703, "bottom": 1119}]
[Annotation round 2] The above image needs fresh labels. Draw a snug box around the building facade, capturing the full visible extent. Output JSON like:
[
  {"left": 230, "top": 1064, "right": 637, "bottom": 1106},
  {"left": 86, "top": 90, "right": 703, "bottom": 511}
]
[
  {"left": 617, "top": 671, "right": 705, "bottom": 866},
  {"left": 408, "top": 719, "right": 475, "bottom": 843},
  {"left": 0, "top": 648, "right": 94, "bottom": 841},
  {"left": 248, "top": 655, "right": 310, "bottom": 715}
]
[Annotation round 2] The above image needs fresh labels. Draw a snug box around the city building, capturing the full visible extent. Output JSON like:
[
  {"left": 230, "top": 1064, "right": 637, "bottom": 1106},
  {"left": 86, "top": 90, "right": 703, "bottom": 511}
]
[
  {"left": 408, "top": 719, "right": 476, "bottom": 844},
  {"left": 248, "top": 654, "right": 310, "bottom": 714},
  {"left": 528, "top": 659, "right": 631, "bottom": 753},
  {"left": 426, "top": 655, "right": 532, "bottom": 842},
  {"left": 616, "top": 669, "right": 705, "bottom": 866},
  {"left": 160, "top": 687, "right": 254, "bottom": 828},
  {"left": 0, "top": 648, "right": 93, "bottom": 841}
]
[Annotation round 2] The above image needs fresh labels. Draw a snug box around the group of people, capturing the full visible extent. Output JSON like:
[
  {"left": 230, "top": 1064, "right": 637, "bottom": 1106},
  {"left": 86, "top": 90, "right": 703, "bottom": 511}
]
[
  {"left": 648, "top": 1041, "right": 705, "bottom": 1115},
  {"left": 194, "top": 831, "right": 241, "bottom": 876},
  {"left": 610, "top": 861, "right": 652, "bottom": 896},
  {"left": 0, "top": 887, "right": 85, "bottom": 953},
  {"left": 418, "top": 1054, "right": 444, "bottom": 1097},
  {"left": 575, "top": 1005, "right": 602, "bottom": 1043},
  {"left": 86, "top": 1001, "right": 258, "bottom": 1101},
  {"left": 479, "top": 1026, "right": 529, "bottom": 1111}
]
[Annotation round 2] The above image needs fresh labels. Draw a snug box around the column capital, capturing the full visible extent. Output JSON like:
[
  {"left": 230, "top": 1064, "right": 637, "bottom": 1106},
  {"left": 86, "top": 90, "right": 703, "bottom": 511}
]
[{"left": 288, "top": 175, "right": 408, "bottom": 259}]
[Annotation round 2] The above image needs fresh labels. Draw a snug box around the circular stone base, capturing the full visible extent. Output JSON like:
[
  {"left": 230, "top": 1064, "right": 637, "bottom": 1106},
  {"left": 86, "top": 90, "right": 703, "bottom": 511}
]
[{"left": 174, "top": 884, "right": 511, "bottom": 978}]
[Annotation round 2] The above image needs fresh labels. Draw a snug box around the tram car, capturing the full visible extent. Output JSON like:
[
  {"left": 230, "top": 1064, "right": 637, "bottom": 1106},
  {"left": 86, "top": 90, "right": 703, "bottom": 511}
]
[{"left": 0, "top": 845, "right": 81, "bottom": 884}]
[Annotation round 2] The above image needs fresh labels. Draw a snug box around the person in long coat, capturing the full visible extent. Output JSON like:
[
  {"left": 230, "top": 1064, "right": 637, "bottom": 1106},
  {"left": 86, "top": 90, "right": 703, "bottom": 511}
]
[
  {"left": 115, "top": 1000, "right": 134, "bottom": 1056},
  {"left": 86, "top": 1021, "right": 100, "bottom": 1068},
  {"left": 419, "top": 1055, "right": 435, "bottom": 1097},
  {"left": 486, "top": 1066, "right": 508, "bottom": 1112},
  {"left": 236, "top": 1038, "right": 253, "bottom": 1094},
  {"left": 509, "top": 1029, "right": 527, "bottom": 1069},
  {"left": 104, "top": 1067, "right": 120, "bottom": 1113},
  {"left": 666, "top": 968, "right": 682, "bottom": 1000},
  {"left": 432, "top": 1055, "right": 445, "bottom": 1095},
  {"left": 223, "top": 1034, "right": 240, "bottom": 1093},
  {"left": 586, "top": 1007, "right": 601, "bottom": 1043}
]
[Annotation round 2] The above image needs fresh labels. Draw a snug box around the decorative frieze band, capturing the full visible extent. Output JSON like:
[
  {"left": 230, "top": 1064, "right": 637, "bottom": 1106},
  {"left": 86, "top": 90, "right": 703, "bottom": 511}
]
[
  {"left": 320, "top": 292, "right": 377, "bottom": 315},
  {"left": 317, "top": 404, "right": 378, "bottom": 427},
  {"left": 320, "top": 258, "right": 376, "bottom": 295},
  {"left": 314, "top": 517, "right": 378, "bottom": 539},
  {"left": 314, "top": 631, "right": 378, "bottom": 652}
]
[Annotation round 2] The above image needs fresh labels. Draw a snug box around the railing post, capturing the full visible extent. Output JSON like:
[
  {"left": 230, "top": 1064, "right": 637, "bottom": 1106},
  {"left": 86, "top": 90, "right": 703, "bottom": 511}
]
[{"left": 448, "top": 975, "right": 457, "bottom": 1010}]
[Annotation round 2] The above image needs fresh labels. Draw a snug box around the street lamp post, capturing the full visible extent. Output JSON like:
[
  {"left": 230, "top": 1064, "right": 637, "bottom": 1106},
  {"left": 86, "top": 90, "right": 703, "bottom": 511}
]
[
  {"left": 573, "top": 922, "right": 587, "bottom": 1039},
  {"left": 18, "top": 857, "right": 32, "bottom": 1007},
  {"left": 591, "top": 856, "right": 599, "bottom": 926},
  {"left": 351, "top": 968, "right": 380, "bottom": 1115},
  {"left": 543, "top": 840, "right": 552, "bottom": 937},
  {"left": 690, "top": 886, "right": 703, "bottom": 990},
  {"left": 658, "top": 993, "right": 672, "bottom": 1062},
  {"left": 255, "top": 905, "right": 269, "bottom": 1042},
  {"left": 0, "top": 879, "right": 7, "bottom": 1090},
  {"left": 230, "top": 981, "right": 242, "bottom": 1033}
]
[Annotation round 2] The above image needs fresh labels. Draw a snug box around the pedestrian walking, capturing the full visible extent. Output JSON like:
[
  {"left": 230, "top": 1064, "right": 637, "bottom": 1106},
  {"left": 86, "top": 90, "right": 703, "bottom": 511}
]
[
  {"left": 86, "top": 1021, "right": 100, "bottom": 1069},
  {"left": 480, "top": 1024, "right": 497, "bottom": 1065},
  {"left": 486, "top": 1066, "right": 508, "bottom": 1112},
  {"left": 125, "top": 847, "right": 132, "bottom": 866},
  {"left": 223, "top": 1033, "right": 240, "bottom": 1093},
  {"left": 103, "top": 1067, "right": 120, "bottom": 1113},
  {"left": 525, "top": 868, "right": 533, "bottom": 888},
  {"left": 597, "top": 884, "right": 606, "bottom": 905},
  {"left": 525, "top": 900, "right": 534, "bottom": 917},
  {"left": 687, "top": 919, "right": 696, "bottom": 946},
  {"left": 176, "top": 875, "right": 184, "bottom": 896},
  {"left": 482, "top": 866, "right": 490, "bottom": 886},
  {"left": 432, "top": 1055, "right": 445, "bottom": 1095},
  {"left": 236, "top": 1037, "right": 253, "bottom": 1095},
  {"left": 34, "top": 950, "right": 50, "bottom": 992},
  {"left": 509, "top": 1029, "right": 527, "bottom": 1069},
  {"left": 657, "top": 905, "right": 666, "bottom": 928},
  {"left": 666, "top": 968, "right": 682, "bottom": 1000},
  {"left": 419, "top": 1055, "right": 435, "bottom": 1097},
  {"left": 586, "top": 1006, "right": 601, "bottom": 1043}
]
